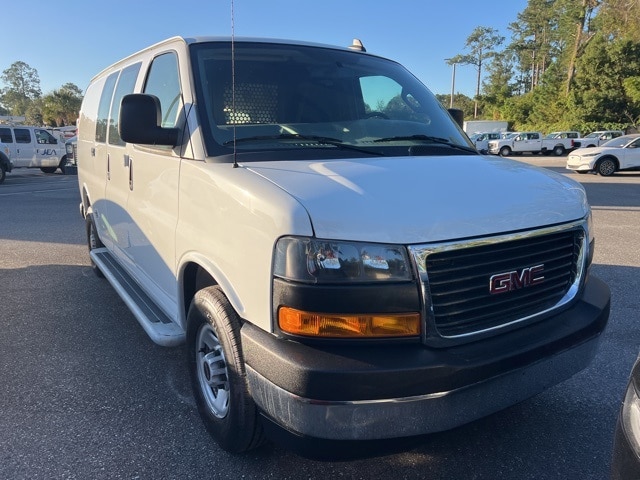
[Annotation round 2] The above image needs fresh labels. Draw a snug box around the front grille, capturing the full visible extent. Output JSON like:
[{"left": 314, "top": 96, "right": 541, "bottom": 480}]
[{"left": 414, "top": 226, "right": 585, "bottom": 338}]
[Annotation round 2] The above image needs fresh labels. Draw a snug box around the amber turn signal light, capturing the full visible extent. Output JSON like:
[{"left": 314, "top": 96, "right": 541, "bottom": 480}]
[{"left": 278, "top": 307, "right": 421, "bottom": 338}]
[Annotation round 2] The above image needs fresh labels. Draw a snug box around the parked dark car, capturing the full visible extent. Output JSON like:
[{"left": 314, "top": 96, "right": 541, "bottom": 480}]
[{"left": 612, "top": 353, "right": 640, "bottom": 478}]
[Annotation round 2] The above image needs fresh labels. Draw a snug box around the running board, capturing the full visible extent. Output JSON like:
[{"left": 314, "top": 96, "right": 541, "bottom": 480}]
[{"left": 90, "top": 248, "right": 185, "bottom": 347}]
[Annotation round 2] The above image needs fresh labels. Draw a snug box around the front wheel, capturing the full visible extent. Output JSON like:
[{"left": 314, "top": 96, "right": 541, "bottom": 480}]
[
  {"left": 0, "top": 164, "right": 5, "bottom": 184},
  {"left": 596, "top": 157, "right": 617, "bottom": 176},
  {"left": 499, "top": 146, "right": 512, "bottom": 157},
  {"left": 58, "top": 155, "right": 68, "bottom": 174},
  {"left": 187, "top": 286, "right": 265, "bottom": 453}
]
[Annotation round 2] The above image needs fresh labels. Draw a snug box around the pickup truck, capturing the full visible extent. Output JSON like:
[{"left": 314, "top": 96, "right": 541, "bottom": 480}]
[
  {"left": 489, "top": 131, "right": 580, "bottom": 156},
  {"left": 543, "top": 131, "right": 581, "bottom": 155},
  {"left": 581, "top": 130, "right": 624, "bottom": 148}
]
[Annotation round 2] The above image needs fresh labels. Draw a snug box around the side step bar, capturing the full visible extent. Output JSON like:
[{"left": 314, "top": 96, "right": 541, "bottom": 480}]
[{"left": 90, "top": 248, "right": 185, "bottom": 347}]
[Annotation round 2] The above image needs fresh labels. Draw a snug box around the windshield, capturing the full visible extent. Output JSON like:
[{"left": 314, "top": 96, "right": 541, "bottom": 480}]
[
  {"left": 190, "top": 42, "right": 474, "bottom": 161},
  {"left": 601, "top": 136, "right": 636, "bottom": 148},
  {"left": 584, "top": 132, "right": 601, "bottom": 138}
]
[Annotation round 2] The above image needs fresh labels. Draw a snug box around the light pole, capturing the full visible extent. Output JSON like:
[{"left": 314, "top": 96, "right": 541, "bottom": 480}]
[{"left": 445, "top": 59, "right": 457, "bottom": 108}]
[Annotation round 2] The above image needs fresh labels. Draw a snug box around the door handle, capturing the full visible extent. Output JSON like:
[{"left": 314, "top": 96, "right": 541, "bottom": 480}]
[{"left": 129, "top": 157, "right": 133, "bottom": 191}]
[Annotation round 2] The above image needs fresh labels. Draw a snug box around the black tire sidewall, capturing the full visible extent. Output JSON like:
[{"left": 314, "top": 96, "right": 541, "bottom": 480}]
[
  {"left": 597, "top": 158, "right": 616, "bottom": 176},
  {"left": 186, "top": 286, "right": 263, "bottom": 453}
]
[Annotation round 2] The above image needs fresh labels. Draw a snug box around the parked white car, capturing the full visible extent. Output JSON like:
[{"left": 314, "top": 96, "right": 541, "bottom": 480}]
[{"left": 566, "top": 134, "right": 640, "bottom": 176}]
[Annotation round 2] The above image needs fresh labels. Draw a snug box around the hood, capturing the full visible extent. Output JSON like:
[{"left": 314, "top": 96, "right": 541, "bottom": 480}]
[{"left": 245, "top": 155, "right": 589, "bottom": 244}]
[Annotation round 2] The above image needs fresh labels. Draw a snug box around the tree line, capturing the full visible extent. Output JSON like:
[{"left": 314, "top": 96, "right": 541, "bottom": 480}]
[
  {"left": 436, "top": 0, "right": 640, "bottom": 134},
  {"left": 3, "top": 0, "right": 639, "bottom": 134},
  {"left": 0, "top": 61, "right": 82, "bottom": 127}
]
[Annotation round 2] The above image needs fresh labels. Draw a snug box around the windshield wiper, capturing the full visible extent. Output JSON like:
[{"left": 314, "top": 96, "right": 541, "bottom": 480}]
[
  {"left": 224, "top": 134, "right": 385, "bottom": 156},
  {"left": 374, "top": 134, "right": 477, "bottom": 154}
]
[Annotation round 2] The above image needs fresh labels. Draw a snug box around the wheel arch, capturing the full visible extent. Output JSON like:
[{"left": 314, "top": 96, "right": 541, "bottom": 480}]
[
  {"left": 0, "top": 151, "right": 11, "bottom": 172},
  {"left": 597, "top": 155, "right": 619, "bottom": 168},
  {"left": 179, "top": 256, "right": 243, "bottom": 331}
]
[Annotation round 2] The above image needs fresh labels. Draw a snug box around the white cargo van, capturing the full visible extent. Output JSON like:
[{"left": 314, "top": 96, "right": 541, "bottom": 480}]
[
  {"left": 0, "top": 125, "right": 68, "bottom": 173},
  {"left": 77, "top": 36, "right": 610, "bottom": 455}
]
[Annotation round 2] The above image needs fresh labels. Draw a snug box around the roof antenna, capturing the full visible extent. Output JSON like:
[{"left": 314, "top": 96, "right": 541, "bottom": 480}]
[{"left": 231, "top": 0, "right": 238, "bottom": 168}]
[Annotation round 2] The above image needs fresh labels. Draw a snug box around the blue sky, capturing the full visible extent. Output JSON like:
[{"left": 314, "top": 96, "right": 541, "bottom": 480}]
[{"left": 2, "top": 0, "right": 528, "bottom": 98}]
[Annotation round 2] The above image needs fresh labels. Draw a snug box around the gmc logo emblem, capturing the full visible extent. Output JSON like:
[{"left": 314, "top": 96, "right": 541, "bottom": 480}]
[{"left": 489, "top": 264, "right": 545, "bottom": 294}]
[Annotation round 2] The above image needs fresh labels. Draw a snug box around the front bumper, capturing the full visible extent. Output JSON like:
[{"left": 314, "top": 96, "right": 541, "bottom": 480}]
[
  {"left": 242, "top": 275, "right": 609, "bottom": 441},
  {"left": 566, "top": 157, "right": 594, "bottom": 171}
]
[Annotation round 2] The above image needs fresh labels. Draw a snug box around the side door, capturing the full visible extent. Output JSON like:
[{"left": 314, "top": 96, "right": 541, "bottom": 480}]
[
  {"left": 526, "top": 132, "right": 541, "bottom": 151},
  {"left": 101, "top": 63, "right": 143, "bottom": 264},
  {"left": 33, "top": 129, "right": 63, "bottom": 168},
  {"left": 12, "top": 128, "right": 35, "bottom": 167},
  {"left": 88, "top": 71, "right": 120, "bottom": 251},
  {"left": 512, "top": 133, "right": 526, "bottom": 152},
  {"left": 620, "top": 137, "right": 640, "bottom": 169},
  {"left": 0, "top": 127, "right": 16, "bottom": 164},
  {"left": 123, "top": 51, "right": 184, "bottom": 315}
]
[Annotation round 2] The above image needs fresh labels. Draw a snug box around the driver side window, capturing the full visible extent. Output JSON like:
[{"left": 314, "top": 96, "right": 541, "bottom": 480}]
[
  {"left": 144, "top": 52, "right": 182, "bottom": 128},
  {"left": 359, "top": 76, "right": 427, "bottom": 122}
]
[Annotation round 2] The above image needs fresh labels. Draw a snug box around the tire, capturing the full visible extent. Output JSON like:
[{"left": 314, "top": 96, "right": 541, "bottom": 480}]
[
  {"left": 553, "top": 145, "right": 565, "bottom": 156},
  {"left": 499, "top": 146, "right": 512, "bottom": 157},
  {"left": 58, "top": 156, "right": 68, "bottom": 175},
  {"left": 596, "top": 157, "right": 617, "bottom": 176},
  {"left": 86, "top": 213, "right": 105, "bottom": 278},
  {"left": 0, "top": 164, "right": 5, "bottom": 184},
  {"left": 187, "top": 286, "right": 265, "bottom": 453},
  {"left": 40, "top": 167, "right": 57, "bottom": 174}
]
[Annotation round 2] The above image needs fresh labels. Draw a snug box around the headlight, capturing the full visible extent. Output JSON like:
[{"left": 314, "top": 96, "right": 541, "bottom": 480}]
[
  {"left": 273, "top": 236, "right": 420, "bottom": 338},
  {"left": 621, "top": 370, "right": 640, "bottom": 457},
  {"left": 582, "top": 152, "right": 600, "bottom": 157},
  {"left": 273, "top": 236, "right": 412, "bottom": 283}
]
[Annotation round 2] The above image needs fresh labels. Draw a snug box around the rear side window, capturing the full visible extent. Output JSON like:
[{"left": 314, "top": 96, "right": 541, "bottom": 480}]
[
  {"left": 96, "top": 72, "right": 118, "bottom": 143},
  {"left": 14, "top": 128, "right": 31, "bottom": 144},
  {"left": 0, "top": 127, "right": 12, "bottom": 143},
  {"left": 108, "top": 63, "right": 142, "bottom": 146},
  {"left": 143, "top": 52, "right": 182, "bottom": 128}
]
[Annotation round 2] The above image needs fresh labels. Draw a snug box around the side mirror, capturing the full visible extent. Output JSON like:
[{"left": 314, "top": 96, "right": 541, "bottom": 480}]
[
  {"left": 119, "top": 94, "right": 179, "bottom": 146},
  {"left": 448, "top": 108, "right": 464, "bottom": 128}
]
